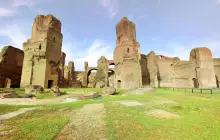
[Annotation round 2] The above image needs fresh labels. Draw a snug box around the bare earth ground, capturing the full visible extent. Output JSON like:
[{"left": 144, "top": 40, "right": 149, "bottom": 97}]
[
  {"left": 55, "top": 103, "right": 106, "bottom": 140},
  {"left": 118, "top": 100, "right": 143, "bottom": 106},
  {"left": 146, "top": 109, "right": 180, "bottom": 119},
  {"left": 0, "top": 94, "right": 83, "bottom": 105}
]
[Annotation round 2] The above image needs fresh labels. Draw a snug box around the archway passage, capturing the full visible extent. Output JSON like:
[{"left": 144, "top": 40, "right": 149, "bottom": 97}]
[
  {"left": 108, "top": 60, "right": 115, "bottom": 68},
  {"left": 108, "top": 70, "right": 115, "bottom": 87},
  {"left": 86, "top": 69, "right": 97, "bottom": 88},
  {"left": 216, "top": 75, "right": 219, "bottom": 88},
  {"left": 192, "top": 78, "right": 199, "bottom": 88}
]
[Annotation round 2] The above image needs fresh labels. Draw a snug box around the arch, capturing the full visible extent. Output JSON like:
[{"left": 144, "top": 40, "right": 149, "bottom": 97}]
[
  {"left": 127, "top": 48, "right": 129, "bottom": 53},
  {"left": 53, "top": 37, "right": 56, "bottom": 42},
  {"left": 108, "top": 60, "right": 115, "bottom": 69},
  {"left": 49, "top": 61, "right": 57, "bottom": 68},
  {"left": 86, "top": 68, "right": 97, "bottom": 88},
  {"left": 108, "top": 69, "right": 115, "bottom": 74}
]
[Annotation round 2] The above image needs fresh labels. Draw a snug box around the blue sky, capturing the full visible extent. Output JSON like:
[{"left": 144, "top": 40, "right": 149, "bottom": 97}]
[{"left": 0, "top": 0, "right": 220, "bottom": 70}]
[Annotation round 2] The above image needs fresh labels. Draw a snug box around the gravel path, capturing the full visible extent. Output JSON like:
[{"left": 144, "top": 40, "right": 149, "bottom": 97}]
[
  {"left": 55, "top": 103, "right": 106, "bottom": 140},
  {"left": 0, "top": 107, "right": 37, "bottom": 121}
]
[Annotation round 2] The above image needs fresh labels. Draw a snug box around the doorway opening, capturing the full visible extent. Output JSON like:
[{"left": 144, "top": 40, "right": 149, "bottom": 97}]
[
  {"left": 192, "top": 78, "right": 199, "bottom": 88},
  {"left": 48, "top": 80, "right": 53, "bottom": 88},
  {"left": 4, "top": 78, "right": 11, "bottom": 88},
  {"left": 216, "top": 75, "right": 219, "bottom": 88}
]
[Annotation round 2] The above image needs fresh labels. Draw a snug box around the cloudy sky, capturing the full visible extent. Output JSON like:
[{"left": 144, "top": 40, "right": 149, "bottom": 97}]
[{"left": 0, "top": 0, "right": 220, "bottom": 70}]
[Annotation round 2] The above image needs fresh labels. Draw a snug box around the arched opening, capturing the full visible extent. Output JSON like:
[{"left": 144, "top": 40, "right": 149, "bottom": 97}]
[
  {"left": 108, "top": 62, "right": 115, "bottom": 87},
  {"left": 87, "top": 69, "right": 97, "bottom": 88},
  {"left": 216, "top": 75, "right": 219, "bottom": 88},
  {"left": 192, "top": 78, "right": 199, "bottom": 88},
  {"left": 108, "top": 62, "right": 115, "bottom": 69},
  {"left": 53, "top": 37, "right": 56, "bottom": 42},
  {"left": 127, "top": 48, "right": 129, "bottom": 53},
  {"left": 108, "top": 70, "right": 115, "bottom": 87}
]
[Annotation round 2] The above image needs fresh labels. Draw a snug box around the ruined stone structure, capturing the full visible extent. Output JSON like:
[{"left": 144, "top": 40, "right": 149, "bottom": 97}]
[
  {"left": 113, "top": 17, "right": 142, "bottom": 89},
  {"left": 58, "top": 52, "right": 66, "bottom": 87},
  {"left": 63, "top": 61, "right": 82, "bottom": 88},
  {"left": 1, "top": 15, "right": 219, "bottom": 90},
  {"left": 94, "top": 56, "right": 109, "bottom": 88},
  {"left": 139, "top": 47, "right": 218, "bottom": 89},
  {"left": 0, "top": 46, "right": 24, "bottom": 88},
  {"left": 20, "top": 14, "right": 63, "bottom": 88},
  {"left": 81, "top": 57, "right": 115, "bottom": 88},
  {"left": 79, "top": 17, "right": 220, "bottom": 89}
]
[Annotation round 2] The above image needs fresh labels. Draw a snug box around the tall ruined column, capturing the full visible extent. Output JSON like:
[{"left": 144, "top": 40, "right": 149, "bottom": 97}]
[
  {"left": 190, "top": 47, "right": 216, "bottom": 88},
  {"left": 113, "top": 17, "right": 142, "bottom": 89},
  {"left": 94, "top": 56, "right": 108, "bottom": 88},
  {"left": 82, "top": 61, "right": 89, "bottom": 87},
  {"left": 20, "top": 14, "right": 63, "bottom": 88},
  {"left": 68, "top": 61, "right": 75, "bottom": 86},
  {"left": 58, "top": 52, "right": 66, "bottom": 87}
]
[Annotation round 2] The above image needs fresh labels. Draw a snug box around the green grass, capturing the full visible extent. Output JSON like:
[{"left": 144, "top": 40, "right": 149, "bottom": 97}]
[
  {"left": 0, "top": 107, "right": 71, "bottom": 140},
  {"left": 0, "top": 104, "right": 34, "bottom": 115},
  {"left": 0, "top": 88, "right": 220, "bottom": 140}
]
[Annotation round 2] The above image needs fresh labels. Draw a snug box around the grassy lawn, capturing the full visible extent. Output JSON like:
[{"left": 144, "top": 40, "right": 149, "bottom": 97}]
[
  {"left": 0, "top": 104, "right": 34, "bottom": 115},
  {"left": 0, "top": 88, "right": 220, "bottom": 140}
]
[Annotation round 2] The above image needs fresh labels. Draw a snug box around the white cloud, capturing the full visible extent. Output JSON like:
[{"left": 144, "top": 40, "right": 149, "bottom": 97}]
[
  {"left": 155, "top": 41, "right": 220, "bottom": 60},
  {"left": 0, "top": 0, "right": 38, "bottom": 17},
  {"left": 11, "top": 0, "right": 35, "bottom": 7},
  {"left": 0, "top": 24, "right": 27, "bottom": 49},
  {"left": 63, "top": 39, "right": 113, "bottom": 71},
  {"left": 99, "top": 0, "right": 118, "bottom": 18},
  {"left": 0, "top": 8, "right": 15, "bottom": 17},
  {"left": 217, "top": 0, "right": 220, "bottom": 4}
]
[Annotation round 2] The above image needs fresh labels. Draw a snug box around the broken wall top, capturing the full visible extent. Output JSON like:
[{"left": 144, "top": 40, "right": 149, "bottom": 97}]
[
  {"left": 116, "top": 17, "right": 136, "bottom": 44},
  {"left": 29, "top": 14, "right": 62, "bottom": 43},
  {"left": 190, "top": 47, "right": 213, "bottom": 62}
]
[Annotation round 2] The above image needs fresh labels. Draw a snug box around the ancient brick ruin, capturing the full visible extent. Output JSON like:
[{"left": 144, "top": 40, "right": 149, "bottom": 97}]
[
  {"left": 0, "top": 46, "right": 24, "bottom": 88},
  {"left": 20, "top": 14, "right": 64, "bottom": 88},
  {"left": 0, "top": 15, "right": 220, "bottom": 89},
  {"left": 114, "top": 17, "right": 142, "bottom": 89}
]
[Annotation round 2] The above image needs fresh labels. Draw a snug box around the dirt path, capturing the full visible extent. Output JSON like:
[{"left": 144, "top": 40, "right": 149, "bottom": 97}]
[
  {"left": 55, "top": 103, "right": 106, "bottom": 140},
  {"left": 0, "top": 108, "right": 37, "bottom": 121},
  {"left": 0, "top": 94, "right": 81, "bottom": 105}
]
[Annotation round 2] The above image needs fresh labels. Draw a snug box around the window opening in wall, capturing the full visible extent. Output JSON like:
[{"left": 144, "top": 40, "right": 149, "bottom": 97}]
[
  {"left": 127, "top": 48, "right": 129, "bottom": 53},
  {"left": 39, "top": 44, "right": 42, "bottom": 50}
]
